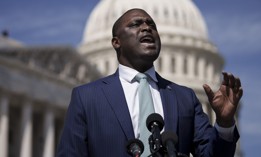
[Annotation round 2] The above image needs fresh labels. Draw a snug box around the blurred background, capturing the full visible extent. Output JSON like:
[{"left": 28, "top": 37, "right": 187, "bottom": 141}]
[{"left": 0, "top": 0, "right": 260, "bottom": 157}]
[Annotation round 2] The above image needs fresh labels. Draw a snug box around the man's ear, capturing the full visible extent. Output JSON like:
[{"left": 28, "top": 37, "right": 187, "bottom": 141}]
[{"left": 111, "top": 37, "right": 120, "bottom": 49}]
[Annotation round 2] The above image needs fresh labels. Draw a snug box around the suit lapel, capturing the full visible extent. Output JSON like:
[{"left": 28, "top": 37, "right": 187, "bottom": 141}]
[
  {"left": 157, "top": 74, "right": 178, "bottom": 133},
  {"left": 101, "top": 72, "right": 135, "bottom": 140},
  {"left": 100, "top": 71, "right": 178, "bottom": 139}
]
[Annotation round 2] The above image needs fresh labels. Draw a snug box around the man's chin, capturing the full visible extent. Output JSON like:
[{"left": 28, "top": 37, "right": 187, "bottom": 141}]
[{"left": 141, "top": 52, "right": 159, "bottom": 61}]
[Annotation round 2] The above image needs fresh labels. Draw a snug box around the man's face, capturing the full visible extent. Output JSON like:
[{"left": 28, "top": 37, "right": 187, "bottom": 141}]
[{"left": 112, "top": 9, "right": 161, "bottom": 71}]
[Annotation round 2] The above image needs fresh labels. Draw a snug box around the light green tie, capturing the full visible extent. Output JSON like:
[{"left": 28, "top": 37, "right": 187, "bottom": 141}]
[{"left": 135, "top": 73, "right": 155, "bottom": 156}]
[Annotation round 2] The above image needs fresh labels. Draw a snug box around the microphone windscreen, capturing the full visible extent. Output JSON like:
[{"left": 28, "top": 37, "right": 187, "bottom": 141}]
[
  {"left": 126, "top": 139, "right": 144, "bottom": 155},
  {"left": 146, "top": 113, "right": 164, "bottom": 132}
]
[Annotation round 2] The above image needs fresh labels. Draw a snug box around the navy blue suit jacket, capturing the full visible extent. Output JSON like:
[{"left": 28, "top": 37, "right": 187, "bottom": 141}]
[{"left": 57, "top": 71, "right": 239, "bottom": 157}]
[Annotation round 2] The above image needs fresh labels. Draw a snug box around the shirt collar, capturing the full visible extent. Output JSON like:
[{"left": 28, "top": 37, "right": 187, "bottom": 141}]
[{"left": 118, "top": 64, "right": 158, "bottom": 83}]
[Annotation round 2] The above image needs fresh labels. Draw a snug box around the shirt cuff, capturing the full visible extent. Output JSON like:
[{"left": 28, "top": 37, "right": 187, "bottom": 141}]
[{"left": 214, "top": 122, "right": 235, "bottom": 142}]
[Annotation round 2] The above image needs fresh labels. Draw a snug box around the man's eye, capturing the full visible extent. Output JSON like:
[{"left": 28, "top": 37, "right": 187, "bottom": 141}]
[
  {"left": 130, "top": 23, "right": 139, "bottom": 27},
  {"left": 149, "top": 23, "right": 157, "bottom": 29}
]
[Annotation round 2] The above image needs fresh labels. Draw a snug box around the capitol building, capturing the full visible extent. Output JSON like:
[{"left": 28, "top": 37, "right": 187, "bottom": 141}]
[{"left": 0, "top": 0, "right": 241, "bottom": 156}]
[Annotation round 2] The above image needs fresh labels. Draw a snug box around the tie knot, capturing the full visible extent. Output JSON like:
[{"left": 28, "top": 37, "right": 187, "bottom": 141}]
[{"left": 135, "top": 73, "right": 148, "bottom": 83}]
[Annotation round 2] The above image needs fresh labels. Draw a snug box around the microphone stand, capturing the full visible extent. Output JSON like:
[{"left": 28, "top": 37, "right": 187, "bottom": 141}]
[
  {"left": 146, "top": 113, "right": 165, "bottom": 157},
  {"left": 148, "top": 134, "right": 164, "bottom": 157}
]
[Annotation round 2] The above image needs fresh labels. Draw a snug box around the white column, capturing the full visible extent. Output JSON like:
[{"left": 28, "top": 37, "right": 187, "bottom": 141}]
[
  {"left": 112, "top": 55, "right": 118, "bottom": 75},
  {"left": 60, "top": 62, "right": 72, "bottom": 79},
  {"left": 20, "top": 102, "right": 32, "bottom": 157},
  {"left": 207, "top": 63, "right": 214, "bottom": 82},
  {"left": 201, "top": 102, "right": 208, "bottom": 115},
  {"left": 211, "top": 109, "right": 216, "bottom": 125},
  {"left": 76, "top": 64, "right": 86, "bottom": 81},
  {"left": 43, "top": 110, "right": 55, "bottom": 157},
  {"left": 0, "top": 96, "right": 9, "bottom": 157},
  {"left": 203, "top": 103, "right": 215, "bottom": 125},
  {"left": 162, "top": 53, "right": 171, "bottom": 74},
  {"left": 98, "top": 59, "right": 105, "bottom": 74}
]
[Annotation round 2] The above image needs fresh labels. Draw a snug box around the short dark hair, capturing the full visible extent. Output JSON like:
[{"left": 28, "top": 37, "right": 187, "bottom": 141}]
[
  {"left": 112, "top": 8, "right": 148, "bottom": 37},
  {"left": 112, "top": 16, "right": 122, "bottom": 37}
]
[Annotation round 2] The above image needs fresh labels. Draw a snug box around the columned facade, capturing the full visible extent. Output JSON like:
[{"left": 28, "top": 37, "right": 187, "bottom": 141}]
[
  {"left": 0, "top": 93, "right": 66, "bottom": 157},
  {"left": 0, "top": 46, "right": 101, "bottom": 157}
]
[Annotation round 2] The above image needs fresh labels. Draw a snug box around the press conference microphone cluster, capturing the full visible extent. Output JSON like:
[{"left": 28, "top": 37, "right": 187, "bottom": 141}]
[
  {"left": 126, "top": 113, "right": 188, "bottom": 157},
  {"left": 146, "top": 113, "right": 187, "bottom": 157}
]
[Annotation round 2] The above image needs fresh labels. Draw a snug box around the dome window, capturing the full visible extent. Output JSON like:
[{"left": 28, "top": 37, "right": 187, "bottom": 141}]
[
  {"left": 194, "top": 57, "right": 199, "bottom": 76},
  {"left": 153, "top": 8, "right": 158, "bottom": 17},
  {"left": 164, "top": 8, "right": 169, "bottom": 17},
  {"left": 171, "top": 57, "right": 176, "bottom": 73},
  {"left": 182, "top": 12, "right": 187, "bottom": 27},
  {"left": 183, "top": 56, "right": 188, "bottom": 74}
]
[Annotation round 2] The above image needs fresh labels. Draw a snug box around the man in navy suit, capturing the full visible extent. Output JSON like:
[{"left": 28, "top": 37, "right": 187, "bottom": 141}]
[{"left": 57, "top": 9, "right": 243, "bottom": 157}]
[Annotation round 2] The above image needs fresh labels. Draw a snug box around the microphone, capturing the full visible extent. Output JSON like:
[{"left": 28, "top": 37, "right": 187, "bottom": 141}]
[
  {"left": 126, "top": 139, "right": 144, "bottom": 157},
  {"left": 146, "top": 113, "right": 164, "bottom": 153},
  {"left": 146, "top": 113, "right": 164, "bottom": 132},
  {"left": 161, "top": 131, "right": 178, "bottom": 157}
]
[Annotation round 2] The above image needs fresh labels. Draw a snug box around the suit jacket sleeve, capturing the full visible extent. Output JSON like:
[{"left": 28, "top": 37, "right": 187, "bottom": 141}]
[
  {"left": 190, "top": 89, "right": 239, "bottom": 157},
  {"left": 56, "top": 88, "right": 89, "bottom": 157}
]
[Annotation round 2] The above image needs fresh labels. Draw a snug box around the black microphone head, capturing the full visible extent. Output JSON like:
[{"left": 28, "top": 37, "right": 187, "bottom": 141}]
[
  {"left": 126, "top": 139, "right": 144, "bottom": 156},
  {"left": 161, "top": 130, "right": 178, "bottom": 146},
  {"left": 146, "top": 113, "right": 164, "bottom": 132}
]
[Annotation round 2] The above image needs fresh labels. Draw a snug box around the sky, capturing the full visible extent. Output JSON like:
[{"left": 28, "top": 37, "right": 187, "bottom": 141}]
[{"left": 1, "top": 0, "right": 261, "bottom": 156}]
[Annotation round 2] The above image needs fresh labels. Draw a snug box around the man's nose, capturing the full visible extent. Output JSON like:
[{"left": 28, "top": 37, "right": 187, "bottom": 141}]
[{"left": 141, "top": 23, "right": 152, "bottom": 32}]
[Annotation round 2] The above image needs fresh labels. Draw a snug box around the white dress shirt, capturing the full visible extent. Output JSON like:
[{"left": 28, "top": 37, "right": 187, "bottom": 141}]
[
  {"left": 118, "top": 64, "right": 234, "bottom": 141},
  {"left": 118, "top": 64, "right": 163, "bottom": 138}
]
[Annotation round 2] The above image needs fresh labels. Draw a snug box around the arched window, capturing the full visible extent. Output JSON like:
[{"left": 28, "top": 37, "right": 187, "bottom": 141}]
[
  {"left": 164, "top": 8, "right": 169, "bottom": 17},
  {"left": 171, "top": 57, "right": 176, "bottom": 73},
  {"left": 183, "top": 56, "right": 188, "bottom": 74},
  {"left": 174, "top": 9, "right": 179, "bottom": 25},
  {"left": 194, "top": 57, "right": 199, "bottom": 76},
  {"left": 154, "top": 8, "right": 158, "bottom": 17},
  {"left": 183, "top": 12, "right": 187, "bottom": 27}
]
